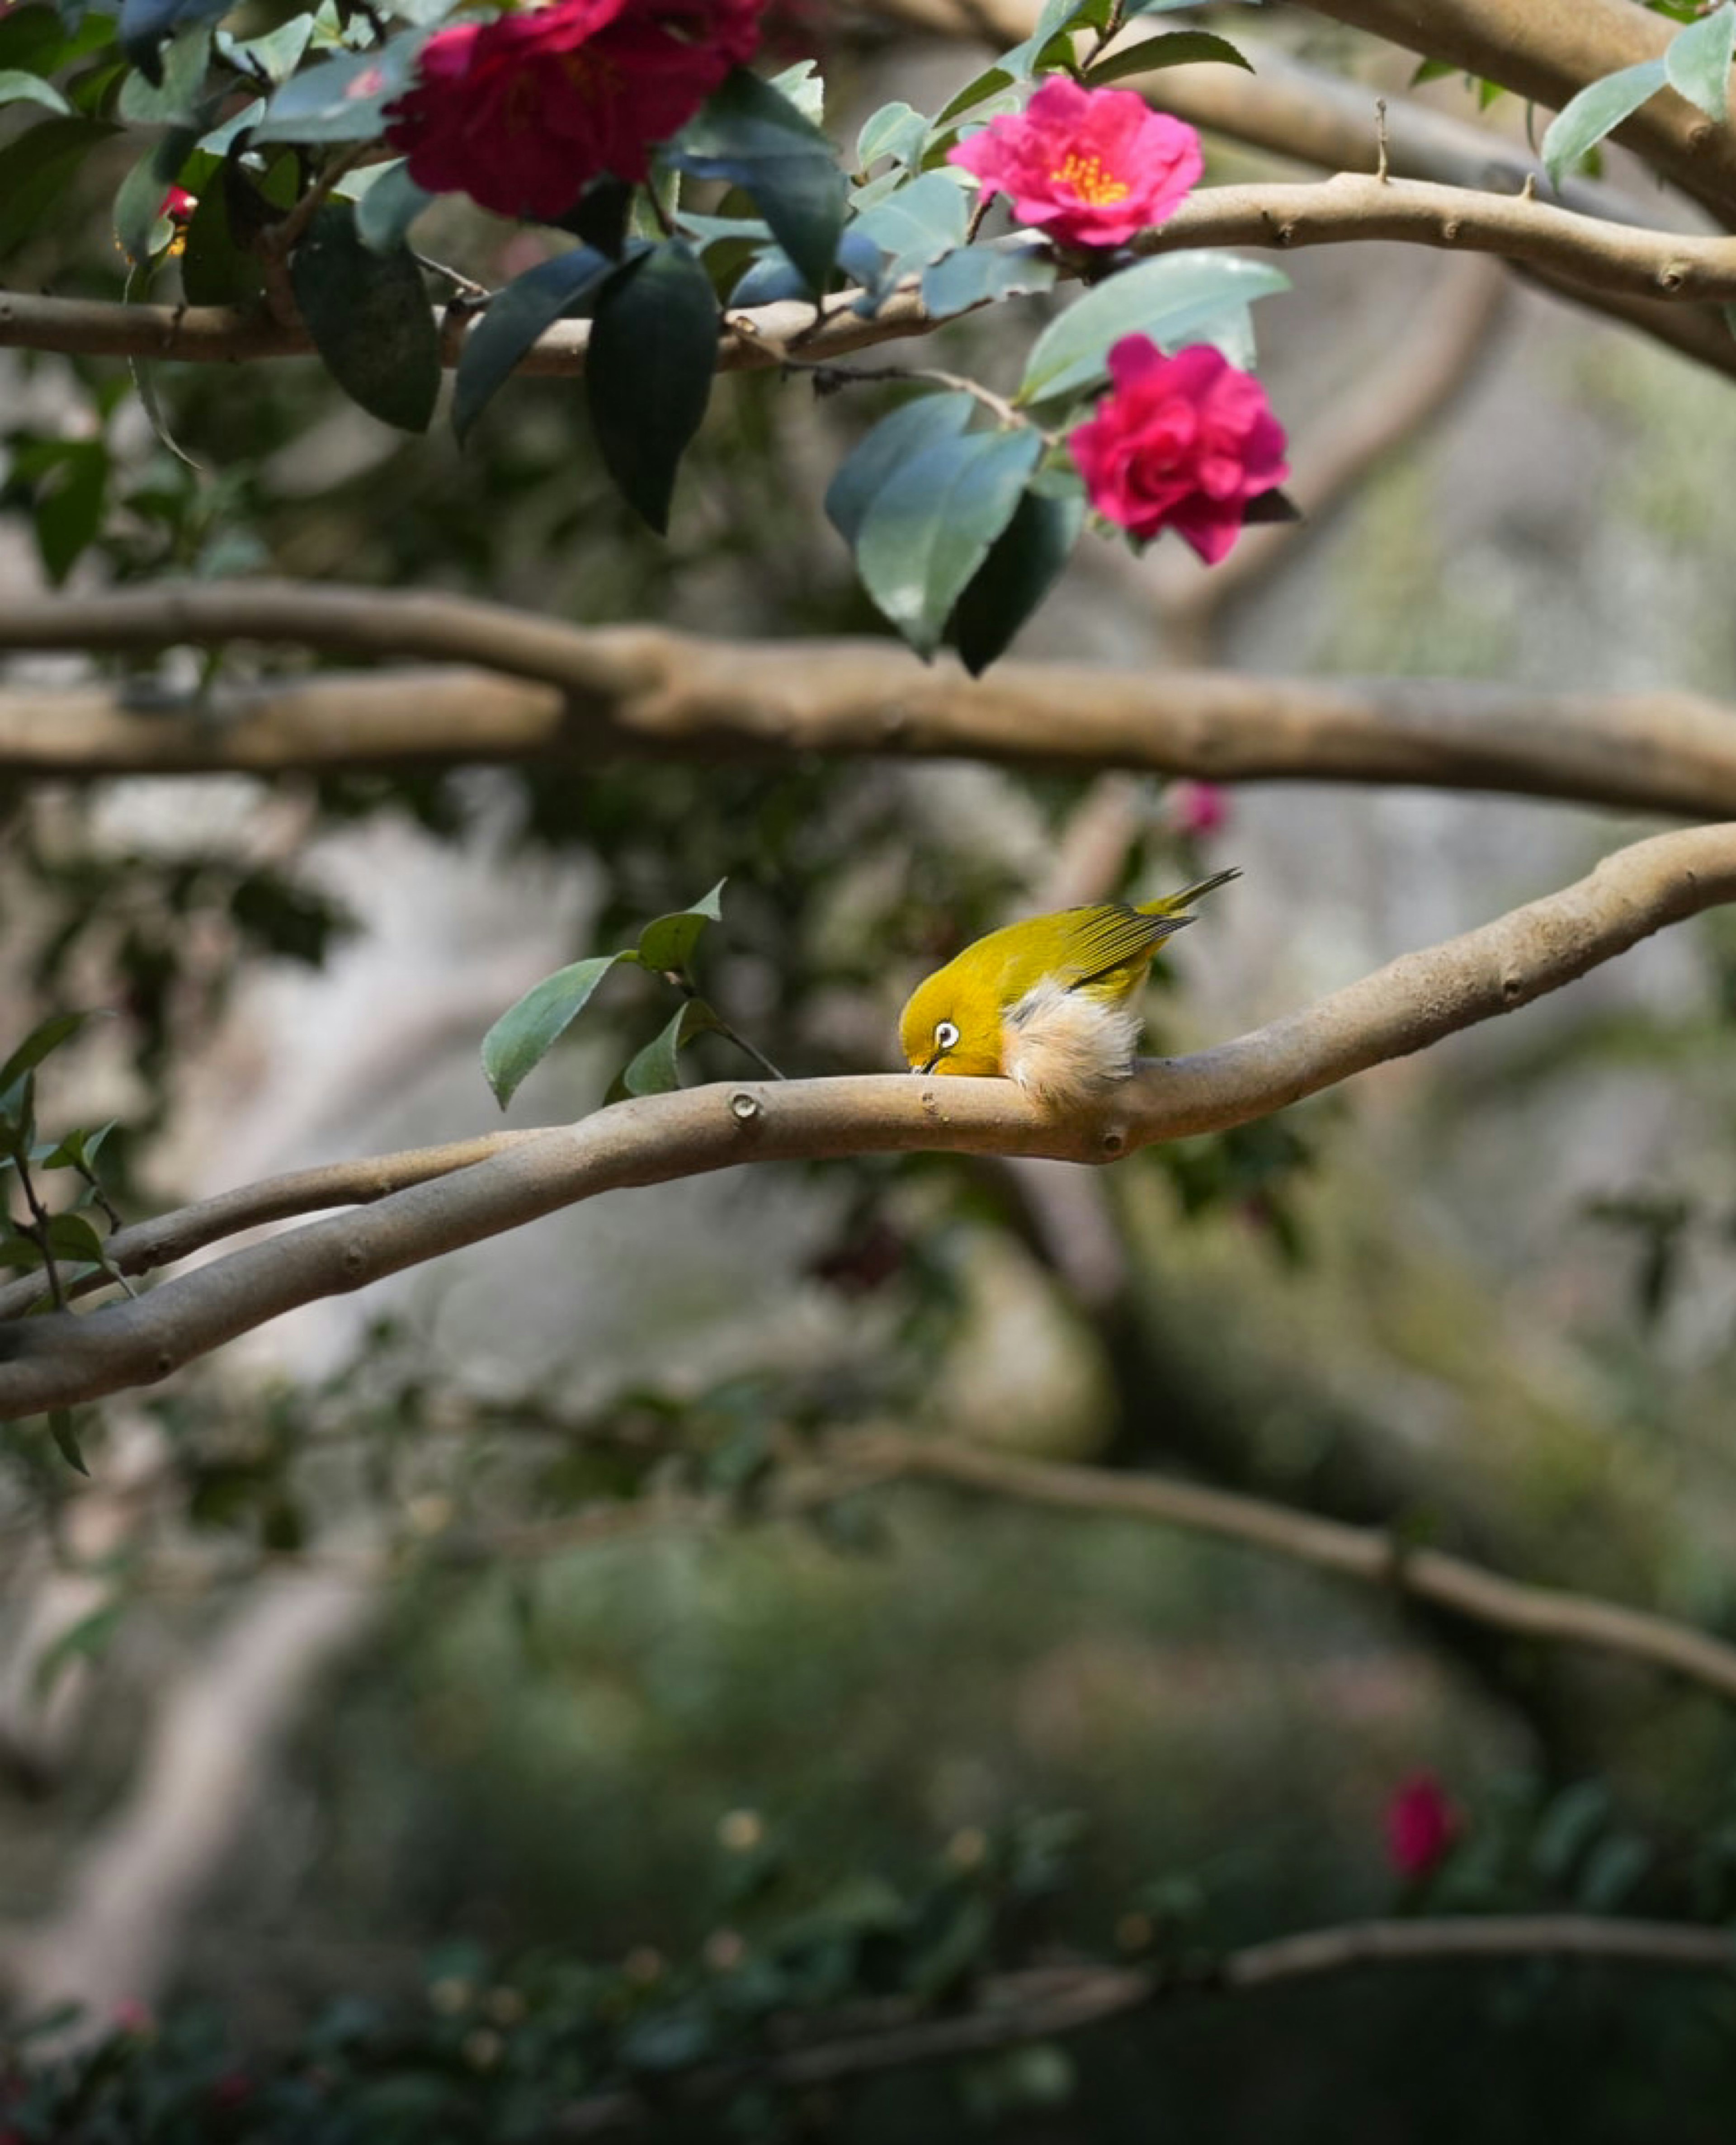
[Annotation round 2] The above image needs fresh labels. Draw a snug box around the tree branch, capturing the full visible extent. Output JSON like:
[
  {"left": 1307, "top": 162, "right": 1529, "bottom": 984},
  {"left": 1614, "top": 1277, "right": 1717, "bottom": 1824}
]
[
  {"left": 548, "top": 1917, "right": 1736, "bottom": 2134},
  {"left": 8, "top": 586, "right": 1736, "bottom": 819},
  {"left": 2, "top": 823, "right": 1734, "bottom": 1415},
  {"left": 849, "top": 1434, "right": 1736, "bottom": 1705}
]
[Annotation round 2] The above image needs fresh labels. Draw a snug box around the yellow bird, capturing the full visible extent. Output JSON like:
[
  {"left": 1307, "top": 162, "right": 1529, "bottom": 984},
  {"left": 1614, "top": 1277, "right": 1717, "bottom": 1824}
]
[{"left": 898, "top": 868, "right": 1238, "bottom": 1108}]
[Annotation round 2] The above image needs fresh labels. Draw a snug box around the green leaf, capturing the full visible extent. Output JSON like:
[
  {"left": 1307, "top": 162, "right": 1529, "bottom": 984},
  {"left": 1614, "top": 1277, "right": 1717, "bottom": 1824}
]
[
  {"left": 851, "top": 169, "right": 970, "bottom": 290},
  {"left": 948, "top": 483, "right": 1085, "bottom": 675},
  {"left": 934, "top": 64, "right": 1016, "bottom": 128},
  {"left": 1017, "top": 251, "right": 1289, "bottom": 405},
  {"left": 113, "top": 127, "right": 193, "bottom": 264},
  {"left": 179, "top": 172, "right": 264, "bottom": 305},
  {"left": 454, "top": 245, "right": 611, "bottom": 444},
  {"left": 1666, "top": 5, "right": 1736, "bottom": 123},
  {"left": 920, "top": 238, "right": 1056, "bottom": 322},
  {"left": 40, "top": 1120, "right": 117, "bottom": 1172},
  {"left": 27, "top": 440, "right": 108, "bottom": 585},
  {"left": 1000, "top": 0, "right": 1089, "bottom": 79},
  {"left": 1541, "top": 58, "right": 1668, "bottom": 190},
  {"left": 855, "top": 427, "right": 1044, "bottom": 659},
  {"left": 354, "top": 159, "right": 436, "bottom": 254},
  {"left": 42, "top": 1211, "right": 107, "bottom": 1264},
  {"left": 47, "top": 1410, "right": 89, "bottom": 1477},
  {"left": 0, "top": 1013, "right": 99, "bottom": 1101},
  {"left": 252, "top": 33, "right": 427, "bottom": 144},
  {"left": 0, "top": 115, "right": 116, "bottom": 260},
  {"left": 618, "top": 999, "right": 725, "bottom": 1099},
  {"left": 635, "top": 881, "right": 727, "bottom": 975},
  {"left": 481, "top": 953, "right": 626, "bottom": 1108},
  {"left": 0, "top": 69, "right": 72, "bottom": 114},
  {"left": 117, "top": 0, "right": 228, "bottom": 83},
  {"left": 674, "top": 66, "right": 844, "bottom": 294},
  {"left": 1084, "top": 29, "right": 1254, "bottom": 86},
  {"left": 766, "top": 54, "right": 823, "bottom": 126},
  {"left": 585, "top": 241, "right": 718, "bottom": 533},
  {"left": 856, "top": 99, "right": 927, "bottom": 172},
  {"left": 290, "top": 203, "right": 440, "bottom": 433},
  {"left": 116, "top": 19, "right": 209, "bottom": 120},
  {"left": 825, "top": 391, "right": 975, "bottom": 549}
]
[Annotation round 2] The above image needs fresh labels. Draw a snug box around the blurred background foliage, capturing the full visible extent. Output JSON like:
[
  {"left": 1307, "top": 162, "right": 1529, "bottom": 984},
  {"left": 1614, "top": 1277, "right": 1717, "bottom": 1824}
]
[{"left": 7, "top": 4, "right": 1736, "bottom": 2139}]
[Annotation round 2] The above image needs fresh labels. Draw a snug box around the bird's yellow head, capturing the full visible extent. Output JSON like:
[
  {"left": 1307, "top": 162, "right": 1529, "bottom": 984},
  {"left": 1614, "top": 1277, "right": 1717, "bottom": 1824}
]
[{"left": 898, "top": 954, "right": 1006, "bottom": 1078}]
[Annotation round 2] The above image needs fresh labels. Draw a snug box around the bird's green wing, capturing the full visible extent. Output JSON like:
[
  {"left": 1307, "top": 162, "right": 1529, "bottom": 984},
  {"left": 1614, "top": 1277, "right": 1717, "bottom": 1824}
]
[{"left": 1052, "top": 903, "right": 1190, "bottom": 990}]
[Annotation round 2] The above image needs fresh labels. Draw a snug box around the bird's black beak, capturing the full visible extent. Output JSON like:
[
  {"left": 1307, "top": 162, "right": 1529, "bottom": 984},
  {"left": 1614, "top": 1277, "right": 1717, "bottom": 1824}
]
[{"left": 916, "top": 1056, "right": 940, "bottom": 1076}]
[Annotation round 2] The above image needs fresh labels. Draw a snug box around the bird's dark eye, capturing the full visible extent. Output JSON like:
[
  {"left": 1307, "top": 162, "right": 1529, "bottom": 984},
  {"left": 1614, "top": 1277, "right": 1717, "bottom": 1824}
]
[{"left": 934, "top": 1021, "right": 960, "bottom": 1051}]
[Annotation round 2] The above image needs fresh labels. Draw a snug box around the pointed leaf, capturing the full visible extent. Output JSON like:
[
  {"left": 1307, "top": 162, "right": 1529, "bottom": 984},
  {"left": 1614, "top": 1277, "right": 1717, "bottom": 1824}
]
[
  {"left": 1084, "top": 29, "right": 1254, "bottom": 85},
  {"left": 674, "top": 66, "right": 844, "bottom": 293},
  {"left": 1666, "top": 5, "right": 1736, "bottom": 123},
  {"left": 619, "top": 999, "right": 725, "bottom": 1099},
  {"left": 117, "top": 0, "right": 229, "bottom": 82},
  {"left": 1018, "top": 251, "right": 1288, "bottom": 405},
  {"left": 636, "top": 881, "right": 726, "bottom": 975},
  {"left": 585, "top": 240, "right": 718, "bottom": 533},
  {"left": 455, "top": 245, "right": 610, "bottom": 442},
  {"left": 117, "top": 19, "right": 209, "bottom": 119},
  {"left": 1000, "top": 0, "right": 1089, "bottom": 78},
  {"left": 0, "top": 1012, "right": 99, "bottom": 1100},
  {"left": 825, "top": 391, "right": 974, "bottom": 549},
  {"left": 290, "top": 202, "right": 440, "bottom": 433},
  {"left": 1541, "top": 59, "right": 1668, "bottom": 190},
  {"left": 0, "top": 116, "right": 115, "bottom": 260},
  {"left": 855, "top": 427, "right": 1044, "bottom": 658},
  {"left": 851, "top": 169, "right": 970, "bottom": 289},
  {"left": 921, "top": 238, "right": 1056, "bottom": 321},
  {"left": 482, "top": 952, "right": 627, "bottom": 1108},
  {"left": 949, "top": 483, "right": 1085, "bottom": 675},
  {"left": 856, "top": 99, "right": 926, "bottom": 172},
  {"left": 48, "top": 1410, "right": 88, "bottom": 1476},
  {"left": 0, "top": 70, "right": 72, "bottom": 114},
  {"left": 252, "top": 34, "right": 427, "bottom": 144}
]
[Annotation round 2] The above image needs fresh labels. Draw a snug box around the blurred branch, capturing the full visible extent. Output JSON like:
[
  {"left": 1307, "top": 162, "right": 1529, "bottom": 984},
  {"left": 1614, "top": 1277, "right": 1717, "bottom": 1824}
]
[
  {"left": 850, "top": 1434, "right": 1736, "bottom": 1704},
  {"left": 9, "top": 586, "right": 1736, "bottom": 818},
  {"left": 552, "top": 1918, "right": 1736, "bottom": 2133},
  {"left": 4, "top": 822, "right": 1736, "bottom": 1414},
  {"left": 868, "top": 0, "right": 1736, "bottom": 223}
]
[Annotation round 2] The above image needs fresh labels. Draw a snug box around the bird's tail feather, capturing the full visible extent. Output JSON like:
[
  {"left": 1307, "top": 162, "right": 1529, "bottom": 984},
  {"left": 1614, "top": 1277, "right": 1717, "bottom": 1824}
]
[{"left": 1138, "top": 865, "right": 1241, "bottom": 919}]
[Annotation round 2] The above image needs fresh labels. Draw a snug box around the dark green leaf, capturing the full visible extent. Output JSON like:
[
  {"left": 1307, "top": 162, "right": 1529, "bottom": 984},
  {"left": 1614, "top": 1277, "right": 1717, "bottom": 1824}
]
[
  {"left": 585, "top": 240, "right": 718, "bottom": 533},
  {"left": 824, "top": 391, "right": 974, "bottom": 549},
  {"left": 1243, "top": 486, "right": 1302, "bottom": 526},
  {"left": 856, "top": 427, "right": 1044, "bottom": 658},
  {"left": 949, "top": 483, "right": 1085, "bottom": 674},
  {"left": 1666, "top": 4, "right": 1736, "bottom": 123},
  {"left": 1017, "top": 251, "right": 1288, "bottom": 405},
  {"left": 40, "top": 1120, "right": 117, "bottom": 1172},
  {"left": 934, "top": 63, "right": 1015, "bottom": 128},
  {"left": 1541, "top": 59, "right": 1668, "bottom": 190},
  {"left": 618, "top": 998, "right": 725, "bottom": 1099},
  {"left": 179, "top": 171, "right": 264, "bottom": 305},
  {"left": 42, "top": 1211, "right": 107, "bottom": 1264},
  {"left": 674, "top": 66, "right": 844, "bottom": 294},
  {"left": 559, "top": 173, "right": 633, "bottom": 256},
  {"left": 29, "top": 440, "right": 108, "bottom": 585},
  {"left": 481, "top": 953, "right": 627, "bottom": 1108},
  {"left": 47, "top": 1409, "right": 89, "bottom": 1477},
  {"left": 117, "top": 0, "right": 229, "bottom": 82},
  {"left": 454, "top": 245, "right": 611, "bottom": 444},
  {"left": 1084, "top": 29, "right": 1254, "bottom": 85},
  {"left": 635, "top": 880, "right": 726, "bottom": 975},
  {"left": 0, "top": 1012, "right": 99, "bottom": 1099},
  {"left": 0, "top": 116, "right": 117, "bottom": 260},
  {"left": 290, "top": 202, "right": 440, "bottom": 433}
]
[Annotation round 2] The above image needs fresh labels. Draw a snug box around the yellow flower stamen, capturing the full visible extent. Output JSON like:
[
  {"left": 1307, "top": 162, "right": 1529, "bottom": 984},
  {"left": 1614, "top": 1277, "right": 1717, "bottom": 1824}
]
[{"left": 1051, "top": 150, "right": 1131, "bottom": 207}]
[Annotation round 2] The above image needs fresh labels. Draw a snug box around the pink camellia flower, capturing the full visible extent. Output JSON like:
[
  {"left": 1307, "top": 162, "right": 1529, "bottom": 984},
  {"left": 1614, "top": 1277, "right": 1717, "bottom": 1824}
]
[
  {"left": 1386, "top": 1772, "right": 1461, "bottom": 1879},
  {"left": 948, "top": 76, "right": 1202, "bottom": 250},
  {"left": 1167, "top": 778, "right": 1229, "bottom": 839},
  {"left": 1069, "top": 336, "right": 1288, "bottom": 564},
  {"left": 387, "top": 0, "right": 766, "bottom": 222}
]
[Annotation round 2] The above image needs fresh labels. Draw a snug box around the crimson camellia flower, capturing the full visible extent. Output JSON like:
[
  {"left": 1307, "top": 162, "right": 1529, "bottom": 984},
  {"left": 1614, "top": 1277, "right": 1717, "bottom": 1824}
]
[
  {"left": 948, "top": 76, "right": 1202, "bottom": 250},
  {"left": 1068, "top": 336, "right": 1288, "bottom": 564},
  {"left": 387, "top": 0, "right": 767, "bottom": 223},
  {"left": 1386, "top": 1772, "right": 1461, "bottom": 1879}
]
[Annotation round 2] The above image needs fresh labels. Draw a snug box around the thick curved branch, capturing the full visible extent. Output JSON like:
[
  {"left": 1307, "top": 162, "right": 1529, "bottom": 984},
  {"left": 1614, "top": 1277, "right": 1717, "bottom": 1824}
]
[
  {"left": 8, "top": 585, "right": 1736, "bottom": 819},
  {"left": 853, "top": 1434, "right": 1736, "bottom": 1704},
  {"left": 7, "top": 171, "right": 1736, "bottom": 386},
  {"left": 552, "top": 1917, "right": 1736, "bottom": 2133},
  {"left": 2, "top": 824, "right": 1734, "bottom": 1416}
]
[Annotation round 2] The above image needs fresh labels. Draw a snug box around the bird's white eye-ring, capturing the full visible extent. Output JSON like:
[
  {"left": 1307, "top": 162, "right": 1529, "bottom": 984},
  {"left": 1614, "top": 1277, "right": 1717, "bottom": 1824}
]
[{"left": 934, "top": 1020, "right": 960, "bottom": 1051}]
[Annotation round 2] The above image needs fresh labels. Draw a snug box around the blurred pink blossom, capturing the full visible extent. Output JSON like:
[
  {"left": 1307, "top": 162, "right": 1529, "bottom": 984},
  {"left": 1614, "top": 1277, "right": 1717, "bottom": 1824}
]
[
  {"left": 1386, "top": 1772, "right": 1460, "bottom": 1878},
  {"left": 1168, "top": 779, "right": 1230, "bottom": 839}
]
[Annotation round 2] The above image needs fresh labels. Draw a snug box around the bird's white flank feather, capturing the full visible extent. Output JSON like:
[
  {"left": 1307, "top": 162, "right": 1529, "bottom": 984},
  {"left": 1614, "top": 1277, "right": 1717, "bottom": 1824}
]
[{"left": 1001, "top": 981, "right": 1141, "bottom": 1109}]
